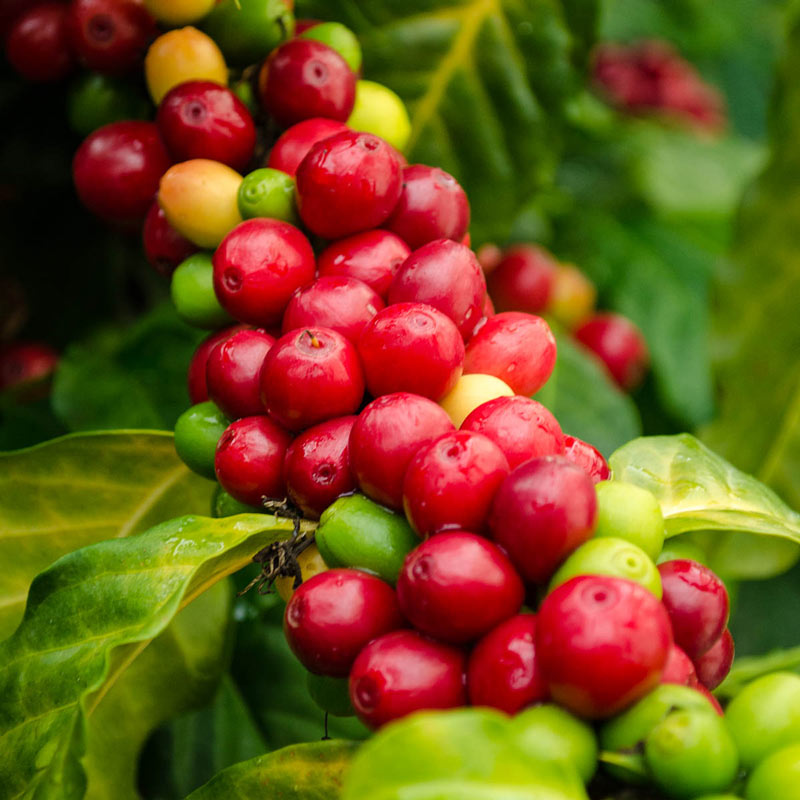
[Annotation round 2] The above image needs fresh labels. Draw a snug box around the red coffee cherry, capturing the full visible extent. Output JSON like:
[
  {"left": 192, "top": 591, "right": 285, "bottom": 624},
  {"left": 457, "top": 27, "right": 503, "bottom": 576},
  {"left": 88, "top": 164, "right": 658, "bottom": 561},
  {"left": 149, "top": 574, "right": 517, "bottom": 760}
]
[
  {"left": 285, "top": 569, "right": 403, "bottom": 678},
  {"left": 402, "top": 431, "right": 509, "bottom": 536},
  {"left": 384, "top": 164, "right": 470, "bottom": 250},
  {"left": 467, "top": 614, "right": 548, "bottom": 714},
  {"left": 464, "top": 312, "right": 556, "bottom": 395},
  {"left": 296, "top": 130, "right": 403, "bottom": 238},
  {"left": 693, "top": 629, "right": 734, "bottom": 691},
  {"left": 349, "top": 392, "right": 455, "bottom": 510},
  {"left": 6, "top": 2, "right": 75, "bottom": 82},
  {"left": 186, "top": 324, "right": 248, "bottom": 405},
  {"left": 0, "top": 342, "right": 59, "bottom": 394},
  {"left": 212, "top": 219, "right": 316, "bottom": 327},
  {"left": 461, "top": 396, "right": 565, "bottom": 469},
  {"left": 267, "top": 117, "right": 349, "bottom": 177},
  {"left": 258, "top": 39, "right": 356, "bottom": 127},
  {"left": 487, "top": 245, "right": 558, "bottom": 314},
  {"left": 536, "top": 575, "right": 673, "bottom": 718},
  {"left": 489, "top": 456, "right": 597, "bottom": 584},
  {"left": 658, "top": 559, "right": 730, "bottom": 660},
  {"left": 660, "top": 644, "right": 700, "bottom": 688},
  {"left": 349, "top": 630, "right": 467, "bottom": 729},
  {"left": 142, "top": 201, "right": 198, "bottom": 277},
  {"left": 574, "top": 313, "right": 649, "bottom": 391},
  {"left": 562, "top": 435, "right": 610, "bottom": 484},
  {"left": 214, "top": 415, "right": 291, "bottom": 506},
  {"left": 284, "top": 415, "right": 357, "bottom": 519}
]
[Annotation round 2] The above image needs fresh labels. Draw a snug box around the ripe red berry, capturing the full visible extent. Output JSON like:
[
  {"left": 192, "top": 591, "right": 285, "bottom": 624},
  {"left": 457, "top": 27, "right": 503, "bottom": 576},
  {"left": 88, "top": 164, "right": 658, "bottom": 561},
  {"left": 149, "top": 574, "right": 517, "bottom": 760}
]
[
  {"left": 402, "top": 431, "right": 509, "bottom": 536},
  {"left": 467, "top": 614, "right": 547, "bottom": 714},
  {"left": 384, "top": 165, "right": 470, "bottom": 250},
  {"left": 537, "top": 575, "right": 673, "bottom": 718},
  {"left": 562, "top": 435, "right": 610, "bottom": 484},
  {"left": 388, "top": 239, "right": 486, "bottom": 340},
  {"left": 358, "top": 303, "right": 464, "bottom": 401},
  {"left": 157, "top": 81, "right": 256, "bottom": 172},
  {"left": 142, "top": 201, "right": 198, "bottom": 277},
  {"left": 214, "top": 415, "right": 291, "bottom": 506},
  {"left": 693, "top": 629, "right": 734, "bottom": 691},
  {"left": 0, "top": 342, "right": 59, "bottom": 394},
  {"left": 186, "top": 324, "right": 248, "bottom": 405},
  {"left": 212, "top": 219, "right": 316, "bottom": 327},
  {"left": 349, "top": 630, "right": 467, "bottom": 729},
  {"left": 349, "top": 393, "right": 454, "bottom": 510},
  {"left": 464, "top": 312, "right": 556, "bottom": 396},
  {"left": 489, "top": 456, "right": 597, "bottom": 584},
  {"left": 574, "top": 313, "right": 649, "bottom": 391},
  {"left": 205, "top": 328, "right": 274, "bottom": 420},
  {"left": 68, "top": 0, "right": 156, "bottom": 74},
  {"left": 487, "top": 245, "right": 558, "bottom": 314},
  {"left": 267, "top": 117, "right": 349, "bottom": 177},
  {"left": 258, "top": 39, "right": 356, "bottom": 127},
  {"left": 284, "top": 569, "right": 403, "bottom": 677},
  {"left": 284, "top": 415, "right": 357, "bottom": 518},
  {"left": 660, "top": 644, "right": 700, "bottom": 688},
  {"left": 658, "top": 560, "right": 730, "bottom": 660},
  {"left": 317, "top": 229, "right": 410, "bottom": 299},
  {"left": 6, "top": 2, "right": 75, "bottom": 82},
  {"left": 461, "top": 396, "right": 565, "bottom": 469},
  {"left": 73, "top": 121, "right": 170, "bottom": 224},
  {"left": 296, "top": 130, "right": 403, "bottom": 238},
  {"left": 260, "top": 327, "right": 365, "bottom": 432},
  {"left": 281, "top": 276, "right": 384, "bottom": 343}
]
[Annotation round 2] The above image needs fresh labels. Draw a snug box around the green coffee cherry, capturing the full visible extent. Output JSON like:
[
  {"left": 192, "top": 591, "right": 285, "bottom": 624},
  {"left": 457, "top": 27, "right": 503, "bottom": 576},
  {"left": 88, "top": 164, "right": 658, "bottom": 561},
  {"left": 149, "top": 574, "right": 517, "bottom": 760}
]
[
  {"left": 548, "top": 537, "right": 662, "bottom": 598},
  {"left": 315, "top": 494, "right": 419, "bottom": 585},
  {"left": 231, "top": 77, "right": 258, "bottom": 115},
  {"left": 725, "top": 672, "right": 800, "bottom": 770},
  {"left": 213, "top": 485, "right": 263, "bottom": 517},
  {"left": 68, "top": 73, "right": 150, "bottom": 137},
  {"left": 510, "top": 704, "right": 598, "bottom": 784},
  {"left": 171, "top": 253, "right": 232, "bottom": 329},
  {"left": 693, "top": 796, "right": 744, "bottom": 800},
  {"left": 657, "top": 537, "right": 708, "bottom": 565},
  {"left": 237, "top": 168, "right": 298, "bottom": 224},
  {"left": 594, "top": 480, "right": 665, "bottom": 560},
  {"left": 347, "top": 80, "right": 412, "bottom": 152},
  {"left": 645, "top": 709, "right": 738, "bottom": 798},
  {"left": 299, "top": 22, "right": 362, "bottom": 72},
  {"left": 174, "top": 401, "right": 229, "bottom": 479},
  {"left": 746, "top": 743, "right": 800, "bottom": 800},
  {"left": 306, "top": 672, "right": 355, "bottom": 717}
]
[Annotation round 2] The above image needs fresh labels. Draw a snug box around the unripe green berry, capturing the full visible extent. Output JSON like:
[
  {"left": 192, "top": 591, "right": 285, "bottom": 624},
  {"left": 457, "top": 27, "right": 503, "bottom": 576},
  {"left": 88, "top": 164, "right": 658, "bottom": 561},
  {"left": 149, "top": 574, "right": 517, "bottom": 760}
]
[
  {"left": 174, "top": 401, "right": 229, "bottom": 479},
  {"left": 171, "top": 253, "right": 232, "bottom": 329},
  {"left": 594, "top": 480, "right": 664, "bottom": 560}
]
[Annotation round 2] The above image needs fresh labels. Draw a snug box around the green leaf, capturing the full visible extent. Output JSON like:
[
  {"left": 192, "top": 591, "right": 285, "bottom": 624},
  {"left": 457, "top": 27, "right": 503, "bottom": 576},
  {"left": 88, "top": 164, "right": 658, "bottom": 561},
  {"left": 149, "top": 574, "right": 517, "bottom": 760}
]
[
  {"left": 296, "top": 0, "right": 585, "bottom": 244},
  {"left": 609, "top": 434, "right": 800, "bottom": 579},
  {"left": 0, "top": 431, "right": 214, "bottom": 641},
  {"left": 185, "top": 740, "right": 358, "bottom": 800},
  {"left": 0, "top": 512, "right": 309, "bottom": 800}
]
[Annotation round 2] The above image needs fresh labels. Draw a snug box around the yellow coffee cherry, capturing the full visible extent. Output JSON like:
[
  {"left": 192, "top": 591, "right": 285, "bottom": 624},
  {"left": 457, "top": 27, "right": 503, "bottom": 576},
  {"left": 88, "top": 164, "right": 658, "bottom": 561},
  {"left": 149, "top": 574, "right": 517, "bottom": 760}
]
[
  {"left": 274, "top": 543, "right": 329, "bottom": 603},
  {"left": 145, "top": 27, "right": 227, "bottom": 104},
  {"left": 347, "top": 80, "right": 412, "bottom": 152},
  {"left": 159, "top": 159, "right": 243, "bottom": 248},
  {"left": 439, "top": 373, "right": 515, "bottom": 427},
  {"left": 144, "top": 0, "right": 215, "bottom": 27},
  {"left": 549, "top": 263, "right": 597, "bottom": 329}
]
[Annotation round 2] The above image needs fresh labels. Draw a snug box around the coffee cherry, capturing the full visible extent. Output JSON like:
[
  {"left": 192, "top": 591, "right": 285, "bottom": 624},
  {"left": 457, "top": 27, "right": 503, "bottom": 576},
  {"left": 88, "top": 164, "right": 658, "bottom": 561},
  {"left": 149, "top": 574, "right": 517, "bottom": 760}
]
[
  {"left": 186, "top": 324, "right": 248, "bottom": 404},
  {"left": 593, "top": 480, "right": 665, "bottom": 560},
  {"left": 258, "top": 39, "right": 356, "bottom": 127},
  {"left": 388, "top": 239, "right": 486, "bottom": 339},
  {"left": 73, "top": 121, "right": 170, "bottom": 224},
  {"left": 346, "top": 80, "right": 411, "bottom": 151},
  {"left": 143, "top": 201, "right": 198, "bottom": 277},
  {"left": 489, "top": 456, "right": 597, "bottom": 584},
  {"left": 439, "top": 373, "right": 514, "bottom": 428},
  {"left": 358, "top": 303, "right": 464, "bottom": 401},
  {"left": 296, "top": 130, "right": 403, "bottom": 238},
  {"left": 170, "top": 252, "right": 231, "bottom": 330},
  {"left": 661, "top": 645, "right": 700, "bottom": 688},
  {"left": 549, "top": 263, "right": 597, "bottom": 329},
  {"left": 694, "top": 629, "right": 734, "bottom": 691},
  {"left": 487, "top": 245, "right": 558, "bottom": 314},
  {"left": 281, "top": 276, "right": 384, "bottom": 343},
  {"left": 317, "top": 229, "right": 410, "bottom": 299},
  {"left": 658, "top": 559, "right": 729, "bottom": 660},
  {"left": 267, "top": 117, "right": 349, "bottom": 177},
  {"left": 173, "top": 400, "right": 228, "bottom": 479},
  {"left": 537, "top": 575, "right": 673, "bottom": 718},
  {"left": 298, "top": 21, "right": 361, "bottom": 72},
  {"left": 214, "top": 415, "right": 291, "bottom": 506},
  {"left": 284, "top": 569, "right": 403, "bottom": 677},
  {"left": 237, "top": 168, "right": 298, "bottom": 224},
  {"left": 562, "top": 435, "right": 610, "bottom": 483},
  {"left": 6, "top": 2, "right": 75, "bottom": 82},
  {"left": 0, "top": 342, "right": 59, "bottom": 395},
  {"left": 67, "top": 72, "right": 150, "bottom": 136},
  {"left": 283, "top": 415, "right": 357, "bottom": 518},
  {"left": 144, "top": 0, "right": 215, "bottom": 26},
  {"left": 349, "top": 392, "right": 454, "bottom": 510},
  {"left": 461, "top": 396, "right": 564, "bottom": 469},
  {"left": 349, "top": 630, "right": 467, "bottom": 729},
  {"left": 274, "top": 544, "right": 328, "bottom": 603},
  {"left": 212, "top": 218, "right": 315, "bottom": 326},
  {"left": 464, "top": 312, "right": 556, "bottom": 395},
  {"left": 402, "top": 431, "right": 509, "bottom": 536},
  {"left": 746, "top": 743, "right": 800, "bottom": 800},
  {"left": 467, "top": 614, "right": 546, "bottom": 714},
  {"left": 157, "top": 81, "right": 256, "bottom": 172},
  {"left": 574, "top": 312, "right": 649, "bottom": 391},
  {"left": 260, "top": 327, "right": 365, "bottom": 432}
]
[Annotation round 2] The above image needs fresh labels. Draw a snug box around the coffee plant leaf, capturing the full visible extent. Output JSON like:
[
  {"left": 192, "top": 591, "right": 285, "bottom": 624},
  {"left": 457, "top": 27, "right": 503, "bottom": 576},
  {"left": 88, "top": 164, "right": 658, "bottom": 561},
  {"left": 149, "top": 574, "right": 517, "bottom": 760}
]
[
  {"left": 0, "top": 512, "right": 307, "bottom": 800},
  {"left": 0, "top": 430, "right": 213, "bottom": 641},
  {"left": 185, "top": 740, "right": 358, "bottom": 800}
]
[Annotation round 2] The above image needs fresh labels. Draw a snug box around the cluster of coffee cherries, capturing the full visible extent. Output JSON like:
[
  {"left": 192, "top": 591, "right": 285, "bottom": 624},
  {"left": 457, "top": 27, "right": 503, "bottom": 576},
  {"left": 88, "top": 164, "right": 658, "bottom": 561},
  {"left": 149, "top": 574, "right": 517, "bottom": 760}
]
[
  {"left": 592, "top": 39, "right": 727, "bottom": 134},
  {"left": 477, "top": 242, "right": 650, "bottom": 392}
]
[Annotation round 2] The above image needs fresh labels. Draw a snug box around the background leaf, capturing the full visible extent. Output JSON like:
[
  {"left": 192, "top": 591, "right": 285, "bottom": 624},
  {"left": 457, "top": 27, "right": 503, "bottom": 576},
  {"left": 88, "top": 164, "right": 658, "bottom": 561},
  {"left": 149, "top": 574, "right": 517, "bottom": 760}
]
[{"left": 0, "top": 431, "right": 214, "bottom": 640}]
